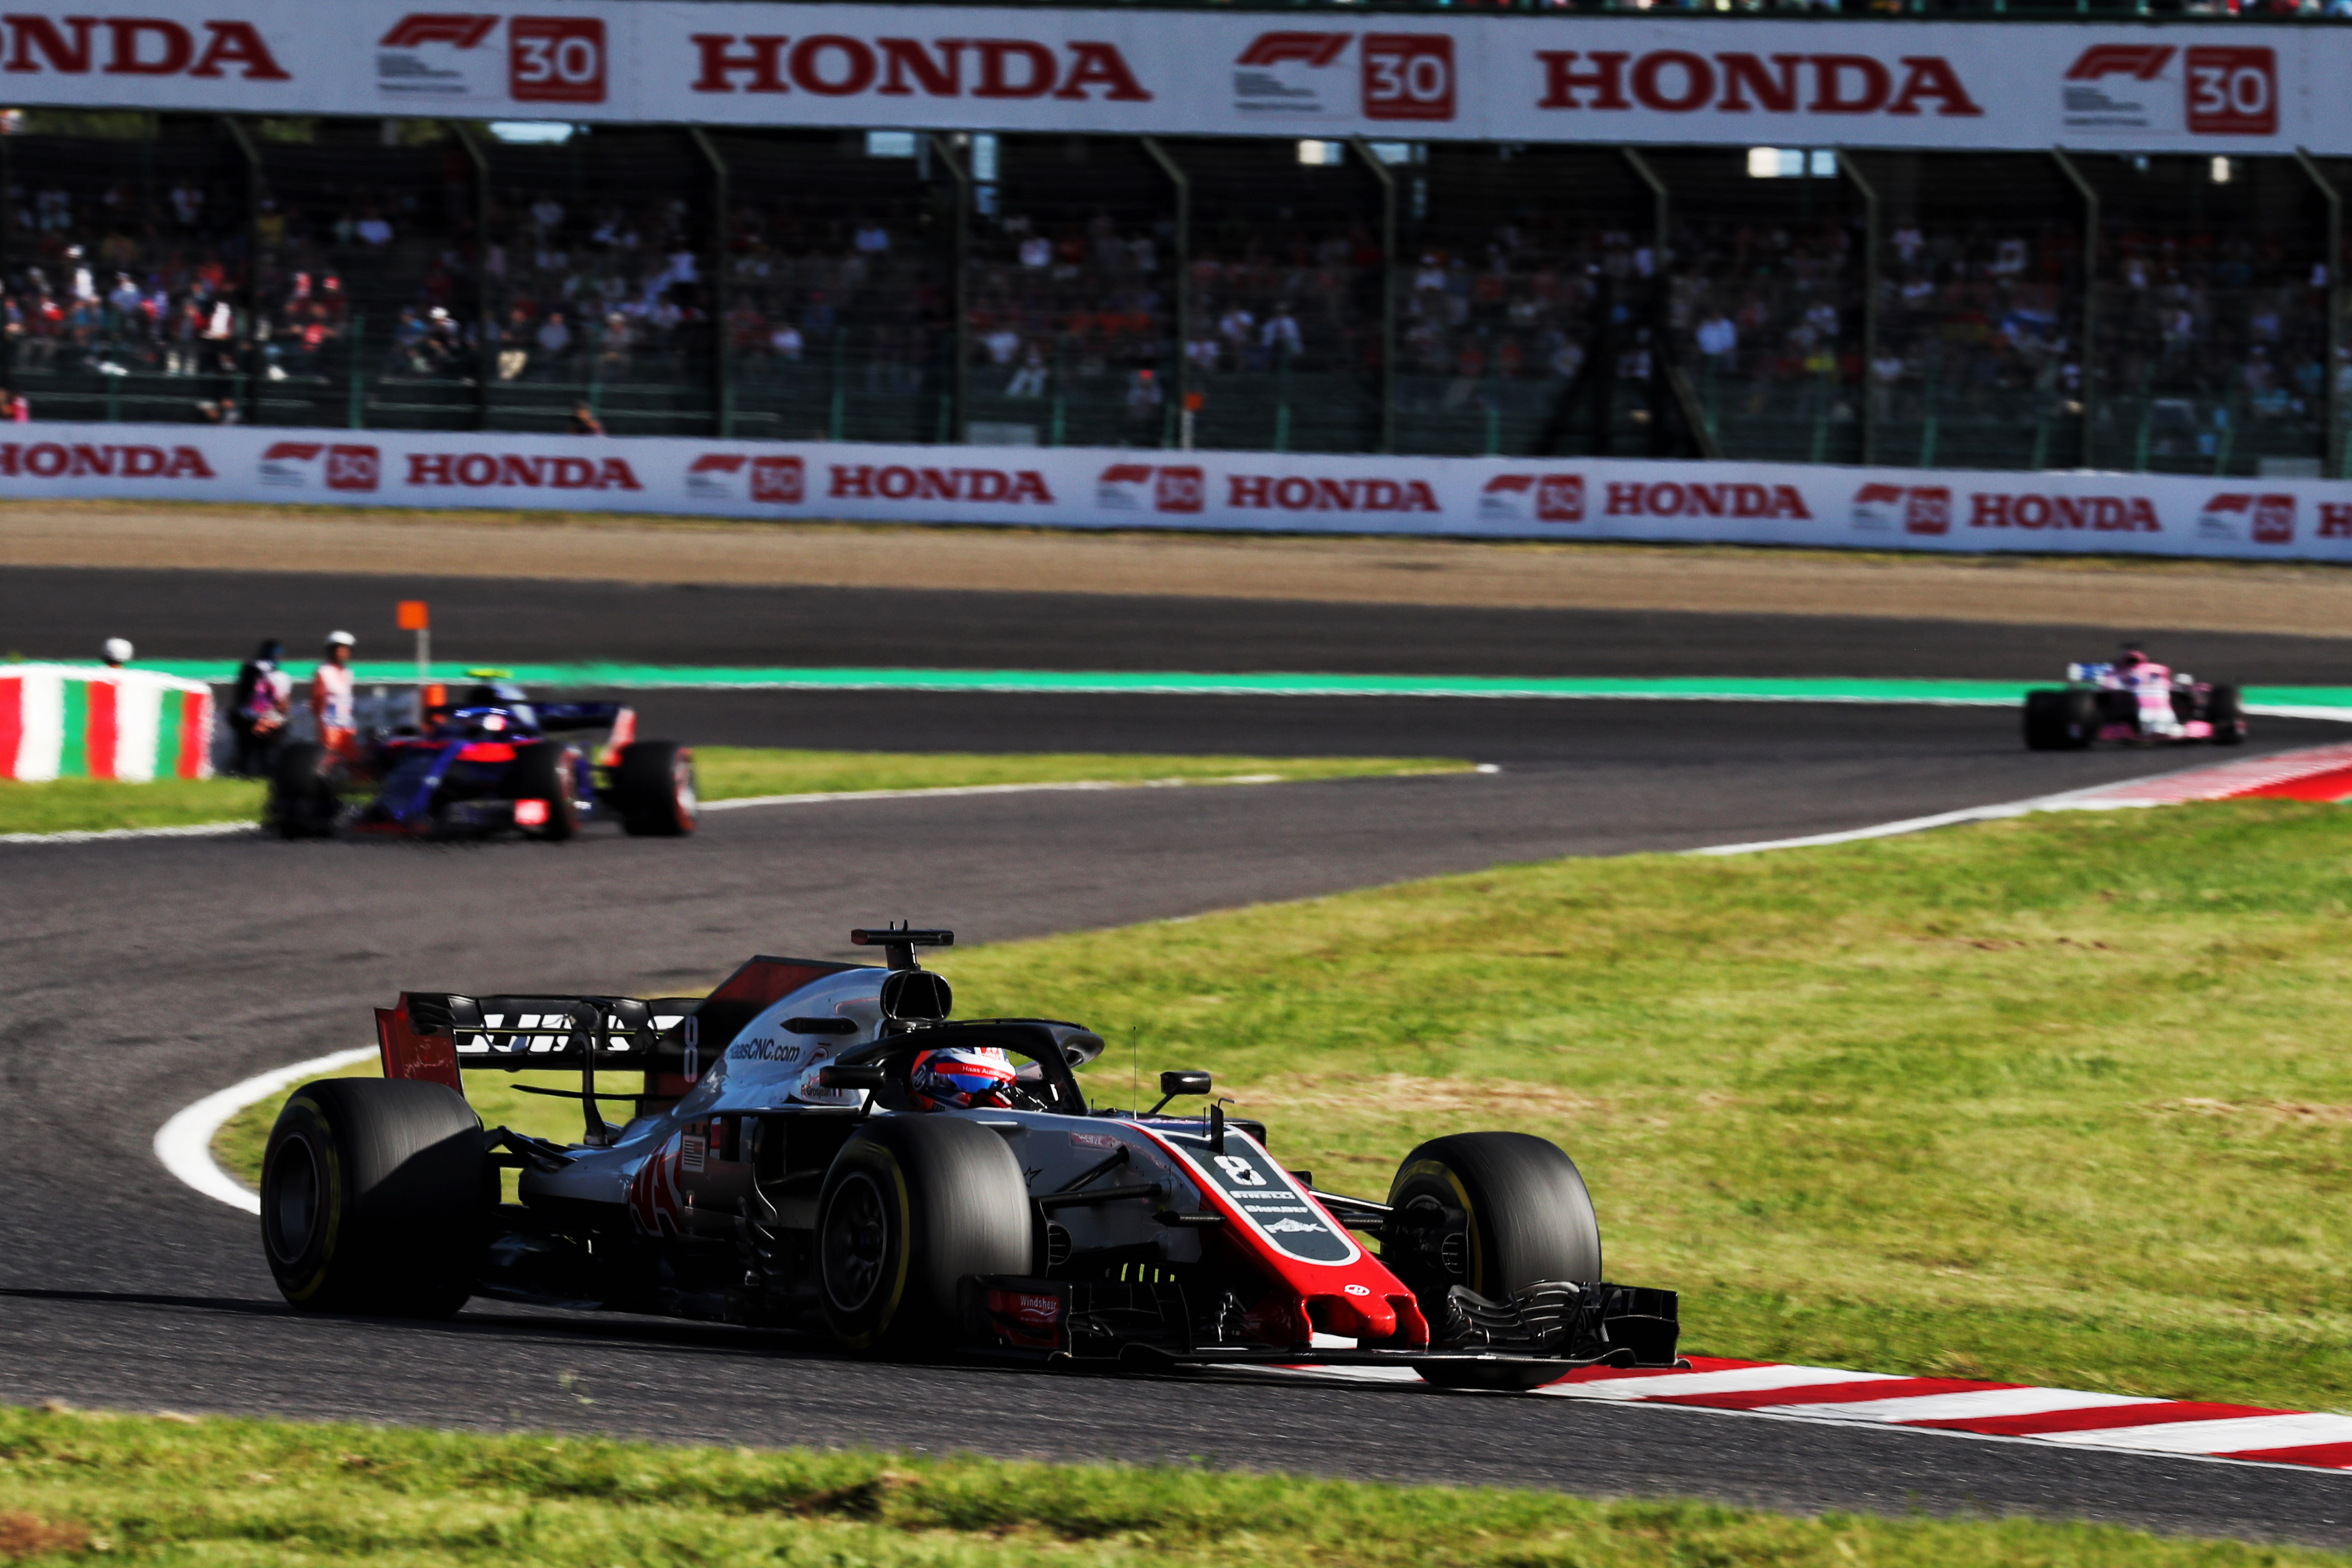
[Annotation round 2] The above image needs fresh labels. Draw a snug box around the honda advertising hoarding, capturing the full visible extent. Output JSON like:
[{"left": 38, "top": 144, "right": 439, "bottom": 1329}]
[
  {"left": 0, "top": 3, "right": 2336, "bottom": 155},
  {"left": 12, "top": 422, "right": 2352, "bottom": 562}
]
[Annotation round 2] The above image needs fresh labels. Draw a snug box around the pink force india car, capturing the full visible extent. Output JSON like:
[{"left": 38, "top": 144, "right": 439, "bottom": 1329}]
[
  {"left": 258, "top": 927, "right": 1681, "bottom": 1386},
  {"left": 2023, "top": 646, "right": 2246, "bottom": 751}
]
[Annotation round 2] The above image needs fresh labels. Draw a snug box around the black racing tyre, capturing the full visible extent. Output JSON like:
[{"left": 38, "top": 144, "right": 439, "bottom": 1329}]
[
  {"left": 2022, "top": 691, "right": 2069, "bottom": 751},
  {"left": 508, "top": 741, "right": 580, "bottom": 840},
  {"left": 815, "top": 1115, "right": 1032, "bottom": 1354},
  {"left": 2208, "top": 685, "right": 2246, "bottom": 746},
  {"left": 259, "top": 1078, "right": 488, "bottom": 1317},
  {"left": 613, "top": 741, "right": 698, "bottom": 837},
  {"left": 1384, "top": 1132, "right": 1603, "bottom": 1390},
  {"left": 265, "top": 743, "right": 340, "bottom": 838}
]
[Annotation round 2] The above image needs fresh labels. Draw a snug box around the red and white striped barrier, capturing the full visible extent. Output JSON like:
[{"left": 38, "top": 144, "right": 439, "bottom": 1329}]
[{"left": 0, "top": 664, "right": 214, "bottom": 782}]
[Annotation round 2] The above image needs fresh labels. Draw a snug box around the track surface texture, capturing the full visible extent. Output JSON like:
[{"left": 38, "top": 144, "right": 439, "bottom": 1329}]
[
  {"left": 10, "top": 563, "right": 2352, "bottom": 684},
  {"left": 5, "top": 573, "right": 2351, "bottom": 1547}
]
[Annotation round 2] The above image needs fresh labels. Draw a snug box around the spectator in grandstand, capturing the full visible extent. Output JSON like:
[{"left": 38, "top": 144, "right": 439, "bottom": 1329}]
[
  {"left": 1007, "top": 344, "right": 1049, "bottom": 398},
  {"left": 197, "top": 395, "right": 240, "bottom": 425},
  {"left": 569, "top": 402, "right": 604, "bottom": 435},
  {"left": 0, "top": 389, "right": 24, "bottom": 423}
]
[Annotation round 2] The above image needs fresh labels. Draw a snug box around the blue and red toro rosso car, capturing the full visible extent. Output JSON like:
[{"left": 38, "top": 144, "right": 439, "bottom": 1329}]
[
  {"left": 2023, "top": 645, "right": 2246, "bottom": 751},
  {"left": 266, "top": 674, "right": 696, "bottom": 840},
  {"left": 258, "top": 928, "right": 1681, "bottom": 1384}
]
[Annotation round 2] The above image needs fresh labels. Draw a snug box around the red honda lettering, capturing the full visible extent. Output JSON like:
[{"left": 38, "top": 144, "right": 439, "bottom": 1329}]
[
  {"left": 790, "top": 35, "right": 874, "bottom": 96},
  {"left": 1810, "top": 55, "right": 1890, "bottom": 114},
  {"left": 103, "top": 18, "right": 191, "bottom": 75},
  {"left": 830, "top": 464, "right": 875, "bottom": 498},
  {"left": 1056, "top": 40, "right": 1148, "bottom": 101},
  {"left": 691, "top": 33, "right": 787, "bottom": 92},
  {"left": 408, "top": 453, "right": 456, "bottom": 486},
  {"left": 1536, "top": 50, "right": 1630, "bottom": 110},
  {"left": 188, "top": 20, "right": 286, "bottom": 79},
  {"left": 1887, "top": 56, "right": 1981, "bottom": 116},
  {"left": 878, "top": 37, "right": 961, "bottom": 96},
  {"left": 1716, "top": 52, "right": 1801, "bottom": 113},
  {"left": 1631, "top": 50, "right": 1712, "bottom": 113},
  {"left": 6, "top": 16, "right": 92, "bottom": 73},
  {"left": 975, "top": 38, "right": 1054, "bottom": 98},
  {"left": 1228, "top": 475, "right": 1272, "bottom": 508}
]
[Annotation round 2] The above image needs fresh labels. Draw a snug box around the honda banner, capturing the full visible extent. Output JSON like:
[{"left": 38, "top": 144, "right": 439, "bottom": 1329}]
[
  {"left": 10, "top": 421, "right": 2352, "bottom": 562},
  {"left": 0, "top": 3, "right": 2336, "bottom": 154}
]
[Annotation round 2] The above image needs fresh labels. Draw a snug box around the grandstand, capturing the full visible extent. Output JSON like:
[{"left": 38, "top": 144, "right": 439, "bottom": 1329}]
[{"left": 2, "top": 13, "right": 2344, "bottom": 479}]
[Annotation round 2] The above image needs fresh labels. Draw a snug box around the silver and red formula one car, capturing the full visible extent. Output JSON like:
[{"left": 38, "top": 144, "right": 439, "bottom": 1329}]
[
  {"left": 258, "top": 927, "right": 1680, "bottom": 1386},
  {"left": 2023, "top": 645, "right": 2245, "bottom": 751}
]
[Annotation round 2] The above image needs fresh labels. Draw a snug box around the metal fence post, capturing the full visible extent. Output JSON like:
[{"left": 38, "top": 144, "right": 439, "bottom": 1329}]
[
  {"left": 1, "top": 125, "right": 14, "bottom": 397},
  {"left": 1840, "top": 149, "right": 1881, "bottom": 466},
  {"left": 927, "top": 134, "right": 970, "bottom": 445},
  {"left": 2295, "top": 149, "right": 2342, "bottom": 478},
  {"left": 220, "top": 116, "right": 262, "bottom": 425},
  {"left": 1142, "top": 137, "right": 1190, "bottom": 451},
  {"left": 1348, "top": 137, "right": 1396, "bottom": 455},
  {"left": 2052, "top": 147, "right": 2099, "bottom": 471},
  {"left": 452, "top": 122, "right": 494, "bottom": 432},
  {"left": 689, "top": 127, "right": 731, "bottom": 439}
]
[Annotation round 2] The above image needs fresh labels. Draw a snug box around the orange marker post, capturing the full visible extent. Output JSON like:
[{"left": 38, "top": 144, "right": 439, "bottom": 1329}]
[{"left": 396, "top": 600, "right": 430, "bottom": 693}]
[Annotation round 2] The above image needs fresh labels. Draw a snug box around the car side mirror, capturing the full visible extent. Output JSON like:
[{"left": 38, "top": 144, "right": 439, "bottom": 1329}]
[
  {"left": 1148, "top": 1069, "right": 1212, "bottom": 1115},
  {"left": 816, "top": 1064, "right": 888, "bottom": 1090}
]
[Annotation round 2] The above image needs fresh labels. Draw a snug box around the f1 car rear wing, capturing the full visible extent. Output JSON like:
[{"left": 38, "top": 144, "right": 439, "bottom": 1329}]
[{"left": 375, "top": 955, "right": 859, "bottom": 1139}]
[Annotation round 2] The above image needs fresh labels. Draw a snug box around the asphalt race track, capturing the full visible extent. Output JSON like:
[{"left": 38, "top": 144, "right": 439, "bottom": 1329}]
[{"left": 5, "top": 568, "right": 2352, "bottom": 1547}]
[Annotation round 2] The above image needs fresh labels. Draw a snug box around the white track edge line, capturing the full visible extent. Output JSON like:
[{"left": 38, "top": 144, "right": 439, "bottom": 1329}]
[
  {"left": 153, "top": 1047, "right": 378, "bottom": 1216},
  {"left": 0, "top": 820, "right": 255, "bottom": 846}
]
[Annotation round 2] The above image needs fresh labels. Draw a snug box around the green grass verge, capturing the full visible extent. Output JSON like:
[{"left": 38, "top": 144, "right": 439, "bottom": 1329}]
[
  {"left": 0, "top": 777, "right": 263, "bottom": 834},
  {"left": 0, "top": 750, "right": 1467, "bottom": 836},
  {"left": 0, "top": 1405, "right": 2340, "bottom": 1567},
  {"left": 214, "top": 802, "right": 2352, "bottom": 1413}
]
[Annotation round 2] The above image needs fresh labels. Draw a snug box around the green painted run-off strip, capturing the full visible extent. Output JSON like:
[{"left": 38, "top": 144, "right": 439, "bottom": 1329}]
[{"left": 116, "top": 663, "right": 2352, "bottom": 710}]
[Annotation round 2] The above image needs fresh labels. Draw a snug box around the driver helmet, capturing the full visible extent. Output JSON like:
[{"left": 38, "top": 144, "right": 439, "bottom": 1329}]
[
  {"left": 2116, "top": 644, "right": 2147, "bottom": 670},
  {"left": 909, "top": 1046, "right": 1017, "bottom": 1111}
]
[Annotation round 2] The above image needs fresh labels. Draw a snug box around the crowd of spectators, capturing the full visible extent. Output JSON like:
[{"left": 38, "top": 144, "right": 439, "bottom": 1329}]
[{"left": 1, "top": 168, "right": 252, "bottom": 397}]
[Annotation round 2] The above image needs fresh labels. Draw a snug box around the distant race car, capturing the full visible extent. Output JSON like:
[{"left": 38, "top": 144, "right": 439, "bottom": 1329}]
[
  {"left": 257, "top": 927, "right": 1682, "bottom": 1386},
  {"left": 265, "top": 672, "right": 696, "bottom": 840},
  {"left": 2023, "top": 646, "right": 2245, "bottom": 751}
]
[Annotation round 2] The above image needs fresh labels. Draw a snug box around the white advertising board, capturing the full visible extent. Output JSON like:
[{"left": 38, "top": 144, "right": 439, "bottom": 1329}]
[
  {"left": 0, "top": 4, "right": 2334, "bottom": 154},
  {"left": 9, "top": 420, "right": 2351, "bottom": 561}
]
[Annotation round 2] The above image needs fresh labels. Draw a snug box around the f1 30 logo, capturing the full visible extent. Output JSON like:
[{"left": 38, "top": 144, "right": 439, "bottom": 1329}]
[
  {"left": 509, "top": 15, "right": 604, "bottom": 104},
  {"left": 376, "top": 12, "right": 605, "bottom": 104},
  {"left": 1361, "top": 34, "right": 1452, "bottom": 122},
  {"left": 2185, "top": 46, "right": 2273, "bottom": 136}
]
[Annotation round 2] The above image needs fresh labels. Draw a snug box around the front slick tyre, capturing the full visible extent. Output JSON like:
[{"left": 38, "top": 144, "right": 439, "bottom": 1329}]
[
  {"left": 613, "top": 741, "right": 697, "bottom": 836},
  {"left": 1385, "top": 1131, "right": 1602, "bottom": 1391},
  {"left": 815, "top": 1115, "right": 1030, "bottom": 1355},
  {"left": 260, "top": 1078, "right": 487, "bottom": 1317},
  {"left": 508, "top": 741, "right": 580, "bottom": 841}
]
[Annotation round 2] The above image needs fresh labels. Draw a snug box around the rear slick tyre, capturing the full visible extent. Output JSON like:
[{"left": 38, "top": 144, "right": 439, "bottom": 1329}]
[
  {"left": 260, "top": 1078, "right": 487, "bottom": 1317},
  {"left": 266, "top": 743, "right": 339, "bottom": 838},
  {"left": 614, "top": 741, "right": 698, "bottom": 836},
  {"left": 815, "top": 1115, "right": 1031, "bottom": 1354},
  {"left": 2208, "top": 685, "right": 2246, "bottom": 746},
  {"left": 1384, "top": 1131, "right": 1603, "bottom": 1391}
]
